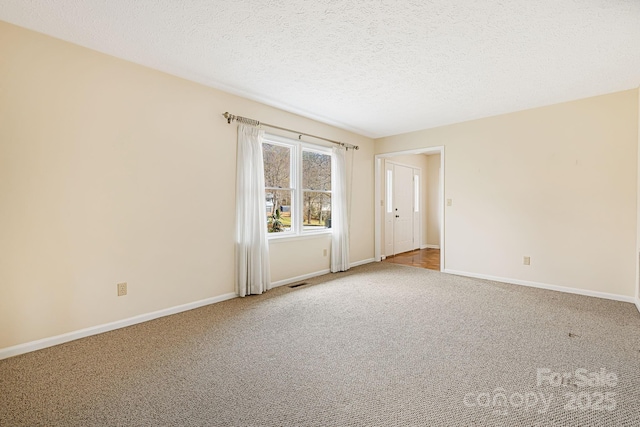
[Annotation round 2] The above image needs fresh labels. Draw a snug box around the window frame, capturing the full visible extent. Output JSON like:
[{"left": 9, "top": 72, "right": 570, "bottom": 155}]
[{"left": 263, "top": 133, "right": 333, "bottom": 240}]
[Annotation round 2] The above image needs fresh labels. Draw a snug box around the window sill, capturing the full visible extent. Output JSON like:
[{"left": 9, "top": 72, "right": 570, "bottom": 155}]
[{"left": 267, "top": 230, "right": 332, "bottom": 243}]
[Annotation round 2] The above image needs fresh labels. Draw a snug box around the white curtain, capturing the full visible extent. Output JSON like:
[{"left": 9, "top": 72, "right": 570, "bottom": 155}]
[
  {"left": 235, "top": 124, "right": 271, "bottom": 296},
  {"left": 331, "top": 146, "right": 350, "bottom": 272}
]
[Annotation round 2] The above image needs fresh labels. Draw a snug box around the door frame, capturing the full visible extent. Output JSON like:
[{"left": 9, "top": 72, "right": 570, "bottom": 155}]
[{"left": 374, "top": 146, "right": 445, "bottom": 269}]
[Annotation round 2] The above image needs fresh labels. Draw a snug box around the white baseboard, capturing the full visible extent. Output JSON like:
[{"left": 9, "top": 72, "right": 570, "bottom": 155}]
[
  {"left": 0, "top": 293, "right": 237, "bottom": 361},
  {"left": 271, "top": 269, "right": 331, "bottom": 288},
  {"left": 442, "top": 269, "right": 636, "bottom": 303},
  {"left": 635, "top": 298, "right": 640, "bottom": 314},
  {"left": 351, "top": 258, "right": 375, "bottom": 268},
  {"left": 272, "top": 258, "right": 376, "bottom": 289},
  {"left": 422, "top": 244, "right": 440, "bottom": 249}
]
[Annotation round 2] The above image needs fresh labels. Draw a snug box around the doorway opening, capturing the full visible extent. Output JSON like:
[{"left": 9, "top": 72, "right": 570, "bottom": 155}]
[{"left": 374, "top": 147, "right": 444, "bottom": 271}]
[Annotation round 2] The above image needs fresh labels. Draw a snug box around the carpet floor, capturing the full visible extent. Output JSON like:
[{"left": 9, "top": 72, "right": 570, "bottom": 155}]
[{"left": 1, "top": 262, "right": 639, "bottom": 426}]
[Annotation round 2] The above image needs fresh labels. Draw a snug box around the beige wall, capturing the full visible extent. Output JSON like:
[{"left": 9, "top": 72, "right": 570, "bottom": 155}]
[
  {"left": 0, "top": 21, "right": 374, "bottom": 350},
  {"left": 426, "top": 154, "right": 441, "bottom": 247},
  {"left": 377, "top": 89, "right": 639, "bottom": 298}
]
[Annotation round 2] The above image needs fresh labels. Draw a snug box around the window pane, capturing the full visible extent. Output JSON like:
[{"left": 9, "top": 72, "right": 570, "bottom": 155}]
[
  {"left": 386, "top": 169, "right": 392, "bottom": 213},
  {"left": 266, "top": 190, "right": 292, "bottom": 233},
  {"left": 414, "top": 174, "right": 419, "bottom": 213},
  {"left": 263, "top": 143, "right": 291, "bottom": 188},
  {"left": 302, "top": 192, "right": 331, "bottom": 230},
  {"left": 302, "top": 151, "right": 331, "bottom": 191}
]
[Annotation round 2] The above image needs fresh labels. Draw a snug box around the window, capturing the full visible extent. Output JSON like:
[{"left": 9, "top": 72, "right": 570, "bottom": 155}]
[{"left": 263, "top": 135, "right": 332, "bottom": 236}]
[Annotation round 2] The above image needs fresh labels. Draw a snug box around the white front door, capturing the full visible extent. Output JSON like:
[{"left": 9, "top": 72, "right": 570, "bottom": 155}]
[{"left": 393, "top": 164, "right": 414, "bottom": 255}]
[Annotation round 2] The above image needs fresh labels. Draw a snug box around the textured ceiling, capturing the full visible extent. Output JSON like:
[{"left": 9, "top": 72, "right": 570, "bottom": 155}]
[{"left": 1, "top": 1, "right": 639, "bottom": 138}]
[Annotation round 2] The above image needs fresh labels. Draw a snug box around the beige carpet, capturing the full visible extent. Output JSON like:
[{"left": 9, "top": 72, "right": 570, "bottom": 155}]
[{"left": 1, "top": 263, "right": 639, "bottom": 426}]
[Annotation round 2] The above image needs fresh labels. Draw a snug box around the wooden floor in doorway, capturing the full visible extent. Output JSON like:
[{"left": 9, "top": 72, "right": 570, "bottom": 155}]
[{"left": 383, "top": 248, "right": 440, "bottom": 271}]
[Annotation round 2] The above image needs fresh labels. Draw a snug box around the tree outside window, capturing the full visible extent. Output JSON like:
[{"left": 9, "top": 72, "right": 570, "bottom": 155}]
[
  {"left": 263, "top": 142, "right": 292, "bottom": 233},
  {"left": 302, "top": 150, "right": 331, "bottom": 229}
]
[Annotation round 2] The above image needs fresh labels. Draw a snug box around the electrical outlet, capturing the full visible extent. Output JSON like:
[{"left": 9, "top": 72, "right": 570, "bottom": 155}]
[
  {"left": 117, "top": 282, "right": 127, "bottom": 296},
  {"left": 523, "top": 256, "right": 531, "bottom": 266},
  {"left": 323, "top": 249, "right": 328, "bottom": 257}
]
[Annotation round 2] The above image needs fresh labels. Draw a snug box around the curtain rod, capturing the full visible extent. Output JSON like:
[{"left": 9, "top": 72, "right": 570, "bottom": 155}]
[{"left": 222, "top": 112, "right": 359, "bottom": 150}]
